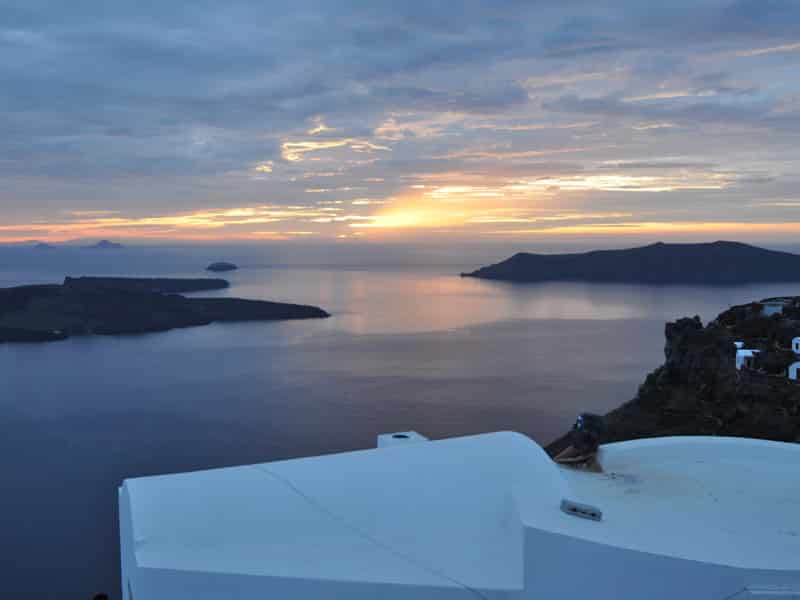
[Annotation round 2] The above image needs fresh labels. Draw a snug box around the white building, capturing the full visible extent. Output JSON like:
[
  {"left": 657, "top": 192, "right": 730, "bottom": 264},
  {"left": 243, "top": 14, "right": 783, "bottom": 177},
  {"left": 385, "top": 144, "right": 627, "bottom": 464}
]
[
  {"left": 789, "top": 337, "right": 800, "bottom": 381},
  {"left": 760, "top": 298, "right": 793, "bottom": 317},
  {"left": 735, "top": 337, "right": 800, "bottom": 379},
  {"left": 734, "top": 341, "right": 760, "bottom": 370},
  {"left": 762, "top": 302, "right": 786, "bottom": 317},
  {"left": 120, "top": 431, "right": 800, "bottom": 600}
]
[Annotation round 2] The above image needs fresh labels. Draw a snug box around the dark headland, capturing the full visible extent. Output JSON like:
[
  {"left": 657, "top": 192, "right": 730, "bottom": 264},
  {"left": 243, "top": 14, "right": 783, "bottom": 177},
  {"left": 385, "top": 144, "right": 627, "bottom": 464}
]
[
  {"left": 0, "top": 276, "right": 329, "bottom": 343},
  {"left": 463, "top": 241, "right": 800, "bottom": 285},
  {"left": 546, "top": 297, "right": 800, "bottom": 455}
]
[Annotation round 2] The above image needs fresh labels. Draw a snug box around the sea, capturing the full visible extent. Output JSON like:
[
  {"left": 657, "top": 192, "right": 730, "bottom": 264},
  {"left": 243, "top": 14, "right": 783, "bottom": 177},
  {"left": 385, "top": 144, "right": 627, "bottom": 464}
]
[{"left": 2, "top": 242, "right": 798, "bottom": 598}]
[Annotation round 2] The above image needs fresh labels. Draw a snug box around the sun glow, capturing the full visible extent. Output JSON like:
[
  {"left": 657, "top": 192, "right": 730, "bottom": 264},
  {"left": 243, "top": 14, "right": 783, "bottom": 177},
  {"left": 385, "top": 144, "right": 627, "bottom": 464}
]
[
  {"left": 350, "top": 209, "right": 462, "bottom": 229},
  {"left": 0, "top": 167, "right": 785, "bottom": 243}
]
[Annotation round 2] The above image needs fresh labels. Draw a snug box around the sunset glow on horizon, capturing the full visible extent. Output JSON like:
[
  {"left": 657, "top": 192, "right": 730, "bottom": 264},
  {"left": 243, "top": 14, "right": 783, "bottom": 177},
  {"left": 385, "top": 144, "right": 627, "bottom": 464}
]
[{"left": 2, "top": 2, "right": 800, "bottom": 246}]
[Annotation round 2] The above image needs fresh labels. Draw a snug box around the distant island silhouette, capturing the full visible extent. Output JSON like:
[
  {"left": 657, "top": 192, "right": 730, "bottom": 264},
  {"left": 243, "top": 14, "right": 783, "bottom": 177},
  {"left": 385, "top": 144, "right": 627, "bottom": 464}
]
[
  {"left": 84, "top": 240, "right": 124, "bottom": 249},
  {"left": 206, "top": 261, "right": 238, "bottom": 272},
  {"left": 0, "top": 277, "right": 329, "bottom": 343},
  {"left": 462, "top": 241, "right": 800, "bottom": 285},
  {"left": 63, "top": 276, "right": 229, "bottom": 293}
]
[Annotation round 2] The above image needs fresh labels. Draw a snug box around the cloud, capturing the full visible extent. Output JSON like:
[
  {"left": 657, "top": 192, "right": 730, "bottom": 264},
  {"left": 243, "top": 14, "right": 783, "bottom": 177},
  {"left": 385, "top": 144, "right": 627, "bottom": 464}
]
[
  {"left": 281, "top": 138, "right": 390, "bottom": 162},
  {"left": 736, "top": 41, "right": 800, "bottom": 57},
  {"left": 543, "top": 94, "right": 800, "bottom": 132},
  {"left": 2, "top": 0, "right": 800, "bottom": 240},
  {"left": 487, "top": 221, "right": 800, "bottom": 236}
]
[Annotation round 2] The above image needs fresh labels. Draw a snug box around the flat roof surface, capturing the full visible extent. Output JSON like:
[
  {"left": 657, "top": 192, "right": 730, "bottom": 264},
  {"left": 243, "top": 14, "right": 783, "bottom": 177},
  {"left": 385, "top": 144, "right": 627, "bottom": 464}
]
[
  {"left": 123, "top": 432, "right": 563, "bottom": 590},
  {"left": 546, "top": 436, "right": 800, "bottom": 570},
  {"left": 122, "top": 433, "right": 800, "bottom": 589}
]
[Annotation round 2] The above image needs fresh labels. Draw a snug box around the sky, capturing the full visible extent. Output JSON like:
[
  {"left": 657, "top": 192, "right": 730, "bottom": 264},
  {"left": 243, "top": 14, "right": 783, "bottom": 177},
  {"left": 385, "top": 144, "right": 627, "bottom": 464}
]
[{"left": 2, "top": 0, "right": 800, "bottom": 245}]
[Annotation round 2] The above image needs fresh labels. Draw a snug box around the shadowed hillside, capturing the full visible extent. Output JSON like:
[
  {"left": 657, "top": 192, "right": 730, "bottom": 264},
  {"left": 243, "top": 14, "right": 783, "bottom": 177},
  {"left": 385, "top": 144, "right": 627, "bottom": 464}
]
[
  {"left": 546, "top": 297, "right": 800, "bottom": 455},
  {"left": 0, "top": 277, "right": 329, "bottom": 343},
  {"left": 463, "top": 241, "right": 800, "bottom": 285}
]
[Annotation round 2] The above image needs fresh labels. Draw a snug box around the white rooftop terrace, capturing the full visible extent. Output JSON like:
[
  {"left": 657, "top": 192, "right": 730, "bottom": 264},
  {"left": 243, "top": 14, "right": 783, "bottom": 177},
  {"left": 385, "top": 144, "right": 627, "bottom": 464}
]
[{"left": 120, "top": 432, "right": 800, "bottom": 600}]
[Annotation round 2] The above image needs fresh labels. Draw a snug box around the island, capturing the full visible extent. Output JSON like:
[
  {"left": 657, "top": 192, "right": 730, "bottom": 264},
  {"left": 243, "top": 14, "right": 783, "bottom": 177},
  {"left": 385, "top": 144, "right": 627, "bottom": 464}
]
[
  {"left": 462, "top": 241, "right": 800, "bottom": 285},
  {"left": 206, "top": 261, "right": 238, "bottom": 272},
  {"left": 84, "top": 240, "right": 124, "bottom": 249},
  {"left": 546, "top": 296, "right": 800, "bottom": 456},
  {"left": 63, "top": 276, "right": 229, "bottom": 293},
  {"left": 0, "top": 276, "right": 329, "bottom": 343}
]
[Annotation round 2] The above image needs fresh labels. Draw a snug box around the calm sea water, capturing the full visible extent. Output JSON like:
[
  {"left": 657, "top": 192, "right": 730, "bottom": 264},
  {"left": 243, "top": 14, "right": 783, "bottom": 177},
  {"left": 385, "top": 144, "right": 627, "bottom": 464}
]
[{"left": 2, "top": 245, "right": 798, "bottom": 598}]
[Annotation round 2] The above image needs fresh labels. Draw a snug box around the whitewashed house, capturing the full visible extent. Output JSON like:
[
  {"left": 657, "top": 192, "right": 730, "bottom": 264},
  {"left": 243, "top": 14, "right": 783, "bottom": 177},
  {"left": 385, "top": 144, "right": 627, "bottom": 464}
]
[
  {"left": 736, "top": 337, "right": 800, "bottom": 379},
  {"left": 762, "top": 301, "right": 787, "bottom": 317},
  {"left": 760, "top": 297, "right": 794, "bottom": 317},
  {"left": 734, "top": 341, "right": 760, "bottom": 370},
  {"left": 789, "top": 337, "right": 800, "bottom": 380}
]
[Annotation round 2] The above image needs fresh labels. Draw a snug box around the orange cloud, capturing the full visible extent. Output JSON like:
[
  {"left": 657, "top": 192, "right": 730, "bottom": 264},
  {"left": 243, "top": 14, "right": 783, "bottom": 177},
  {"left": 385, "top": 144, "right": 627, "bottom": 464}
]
[
  {"left": 0, "top": 168, "right": 792, "bottom": 243},
  {"left": 486, "top": 221, "right": 800, "bottom": 236},
  {"left": 0, "top": 205, "right": 351, "bottom": 242}
]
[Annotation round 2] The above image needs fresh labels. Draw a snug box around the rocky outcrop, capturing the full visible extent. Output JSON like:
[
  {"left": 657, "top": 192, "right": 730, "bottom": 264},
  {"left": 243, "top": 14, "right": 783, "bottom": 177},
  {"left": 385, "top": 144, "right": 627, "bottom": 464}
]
[
  {"left": 546, "top": 301, "right": 800, "bottom": 455},
  {"left": 0, "top": 277, "right": 329, "bottom": 343}
]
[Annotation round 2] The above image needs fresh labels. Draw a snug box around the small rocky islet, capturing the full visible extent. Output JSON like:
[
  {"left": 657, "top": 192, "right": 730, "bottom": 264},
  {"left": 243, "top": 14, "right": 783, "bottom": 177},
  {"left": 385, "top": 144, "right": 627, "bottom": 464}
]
[
  {"left": 0, "top": 276, "right": 329, "bottom": 343},
  {"left": 547, "top": 296, "right": 800, "bottom": 454},
  {"left": 206, "top": 261, "right": 238, "bottom": 272}
]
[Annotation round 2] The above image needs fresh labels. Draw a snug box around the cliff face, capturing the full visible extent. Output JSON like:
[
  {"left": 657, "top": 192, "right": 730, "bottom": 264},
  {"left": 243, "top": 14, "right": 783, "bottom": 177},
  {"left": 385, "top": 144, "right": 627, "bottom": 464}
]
[{"left": 546, "top": 304, "right": 800, "bottom": 455}]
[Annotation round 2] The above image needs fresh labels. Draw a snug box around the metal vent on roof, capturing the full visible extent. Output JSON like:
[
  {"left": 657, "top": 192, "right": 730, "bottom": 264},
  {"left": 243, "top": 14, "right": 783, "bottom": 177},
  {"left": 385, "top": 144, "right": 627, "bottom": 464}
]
[{"left": 560, "top": 499, "right": 603, "bottom": 522}]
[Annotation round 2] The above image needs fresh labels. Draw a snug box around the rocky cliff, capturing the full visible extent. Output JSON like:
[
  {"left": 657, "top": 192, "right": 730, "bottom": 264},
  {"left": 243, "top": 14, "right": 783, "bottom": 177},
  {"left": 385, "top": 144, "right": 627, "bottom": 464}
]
[{"left": 546, "top": 299, "right": 800, "bottom": 454}]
